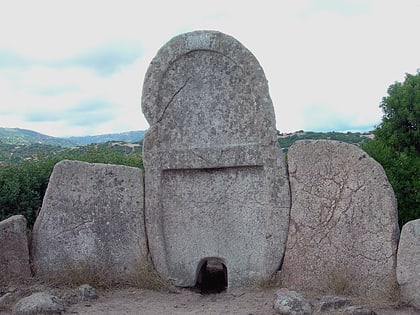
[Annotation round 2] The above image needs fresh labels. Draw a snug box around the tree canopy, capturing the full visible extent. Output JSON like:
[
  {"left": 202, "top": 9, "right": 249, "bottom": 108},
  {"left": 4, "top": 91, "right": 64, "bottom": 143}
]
[
  {"left": 363, "top": 71, "right": 420, "bottom": 226},
  {"left": 376, "top": 72, "right": 420, "bottom": 154},
  {"left": 0, "top": 142, "right": 143, "bottom": 228}
]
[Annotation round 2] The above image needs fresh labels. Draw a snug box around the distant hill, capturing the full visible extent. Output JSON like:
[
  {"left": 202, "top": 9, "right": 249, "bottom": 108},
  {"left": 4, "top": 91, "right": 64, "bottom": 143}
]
[
  {"left": 0, "top": 127, "right": 374, "bottom": 163},
  {"left": 0, "top": 127, "right": 76, "bottom": 147},
  {"left": 0, "top": 128, "right": 146, "bottom": 147},
  {"left": 67, "top": 130, "right": 145, "bottom": 146},
  {"left": 0, "top": 128, "right": 146, "bottom": 163},
  {"left": 277, "top": 130, "right": 374, "bottom": 152}
]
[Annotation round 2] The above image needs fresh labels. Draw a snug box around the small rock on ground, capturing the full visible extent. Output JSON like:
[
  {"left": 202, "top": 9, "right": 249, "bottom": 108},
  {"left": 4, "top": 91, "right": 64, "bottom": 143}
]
[
  {"left": 320, "top": 295, "right": 353, "bottom": 311},
  {"left": 77, "top": 284, "right": 98, "bottom": 301},
  {"left": 12, "top": 292, "right": 64, "bottom": 315},
  {"left": 273, "top": 288, "right": 313, "bottom": 315},
  {"left": 344, "top": 305, "right": 378, "bottom": 315},
  {"left": 0, "top": 292, "right": 16, "bottom": 310}
]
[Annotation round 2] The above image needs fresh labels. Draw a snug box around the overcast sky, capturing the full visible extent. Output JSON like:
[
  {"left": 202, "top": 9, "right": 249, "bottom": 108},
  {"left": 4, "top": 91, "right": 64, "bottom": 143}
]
[{"left": 0, "top": 0, "right": 419, "bottom": 137}]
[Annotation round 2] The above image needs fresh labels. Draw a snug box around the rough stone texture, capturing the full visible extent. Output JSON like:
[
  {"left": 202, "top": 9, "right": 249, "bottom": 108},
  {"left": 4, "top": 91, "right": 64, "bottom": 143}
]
[
  {"left": 77, "top": 284, "right": 98, "bottom": 301},
  {"left": 396, "top": 219, "right": 420, "bottom": 309},
  {"left": 0, "top": 215, "right": 31, "bottom": 281},
  {"left": 273, "top": 289, "right": 313, "bottom": 315},
  {"left": 12, "top": 292, "right": 64, "bottom": 315},
  {"left": 281, "top": 140, "right": 400, "bottom": 298},
  {"left": 31, "top": 160, "right": 148, "bottom": 282},
  {"left": 0, "top": 292, "right": 15, "bottom": 309},
  {"left": 319, "top": 295, "right": 352, "bottom": 311},
  {"left": 141, "top": 30, "right": 290, "bottom": 287},
  {"left": 344, "top": 306, "right": 378, "bottom": 315}
]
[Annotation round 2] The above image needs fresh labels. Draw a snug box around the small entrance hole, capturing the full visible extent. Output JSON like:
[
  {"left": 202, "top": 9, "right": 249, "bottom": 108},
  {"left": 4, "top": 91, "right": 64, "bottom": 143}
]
[{"left": 194, "top": 258, "right": 227, "bottom": 294}]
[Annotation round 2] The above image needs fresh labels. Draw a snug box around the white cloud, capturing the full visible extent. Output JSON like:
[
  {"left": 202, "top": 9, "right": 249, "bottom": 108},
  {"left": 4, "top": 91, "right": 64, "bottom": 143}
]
[{"left": 0, "top": 0, "right": 418, "bottom": 137}]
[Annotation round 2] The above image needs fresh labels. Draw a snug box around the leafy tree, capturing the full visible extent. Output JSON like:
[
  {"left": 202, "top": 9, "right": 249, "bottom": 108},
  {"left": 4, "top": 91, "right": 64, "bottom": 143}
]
[
  {"left": 363, "top": 71, "right": 420, "bottom": 226},
  {"left": 0, "top": 159, "right": 56, "bottom": 226},
  {"left": 0, "top": 142, "right": 143, "bottom": 228},
  {"left": 277, "top": 131, "right": 370, "bottom": 152},
  {"left": 376, "top": 72, "right": 420, "bottom": 154}
]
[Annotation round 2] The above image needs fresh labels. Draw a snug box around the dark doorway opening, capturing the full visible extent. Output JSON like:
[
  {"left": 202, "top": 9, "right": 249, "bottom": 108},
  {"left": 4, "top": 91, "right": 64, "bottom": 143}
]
[{"left": 194, "top": 258, "right": 227, "bottom": 294}]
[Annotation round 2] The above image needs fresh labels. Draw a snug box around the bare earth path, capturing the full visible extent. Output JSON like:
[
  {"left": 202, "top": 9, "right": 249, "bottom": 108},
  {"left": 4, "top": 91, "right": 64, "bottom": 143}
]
[
  {"left": 66, "top": 288, "right": 274, "bottom": 315},
  {"left": 65, "top": 287, "right": 419, "bottom": 315}
]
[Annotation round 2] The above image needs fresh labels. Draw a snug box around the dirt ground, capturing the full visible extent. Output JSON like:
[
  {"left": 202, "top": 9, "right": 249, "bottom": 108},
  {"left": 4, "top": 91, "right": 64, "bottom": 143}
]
[
  {"left": 2, "top": 284, "right": 419, "bottom": 315},
  {"left": 64, "top": 287, "right": 418, "bottom": 315}
]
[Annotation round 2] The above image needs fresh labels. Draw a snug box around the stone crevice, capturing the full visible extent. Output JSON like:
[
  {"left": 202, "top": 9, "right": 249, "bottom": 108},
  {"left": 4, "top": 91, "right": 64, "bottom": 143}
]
[
  {"left": 53, "top": 220, "right": 93, "bottom": 237},
  {"left": 281, "top": 140, "right": 400, "bottom": 298},
  {"left": 155, "top": 77, "right": 191, "bottom": 124}
]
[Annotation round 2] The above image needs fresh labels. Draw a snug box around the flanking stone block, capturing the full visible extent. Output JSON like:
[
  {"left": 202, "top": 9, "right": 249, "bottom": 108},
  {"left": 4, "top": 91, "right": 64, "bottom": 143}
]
[
  {"left": 397, "top": 219, "right": 420, "bottom": 309},
  {"left": 31, "top": 160, "right": 147, "bottom": 282},
  {"left": 281, "top": 140, "right": 400, "bottom": 298},
  {"left": 141, "top": 30, "right": 290, "bottom": 287},
  {"left": 0, "top": 215, "right": 31, "bottom": 281}
]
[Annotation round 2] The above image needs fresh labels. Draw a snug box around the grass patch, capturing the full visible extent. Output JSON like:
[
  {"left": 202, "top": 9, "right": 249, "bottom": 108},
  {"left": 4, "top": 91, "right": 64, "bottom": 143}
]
[
  {"left": 129, "top": 260, "right": 175, "bottom": 292},
  {"left": 254, "top": 273, "right": 281, "bottom": 290},
  {"left": 34, "top": 258, "right": 175, "bottom": 292},
  {"left": 323, "top": 267, "right": 354, "bottom": 295},
  {"left": 42, "top": 259, "right": 116, "bottom": 290},
  {"left": 381, "top": 280, "right": 401, "bottom": 303}
]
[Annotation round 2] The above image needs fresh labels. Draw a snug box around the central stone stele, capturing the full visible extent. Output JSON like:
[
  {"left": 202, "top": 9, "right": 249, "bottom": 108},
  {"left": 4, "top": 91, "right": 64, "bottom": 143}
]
[{"left": 141, "top": 30, "right": 290, "bottom": 287}]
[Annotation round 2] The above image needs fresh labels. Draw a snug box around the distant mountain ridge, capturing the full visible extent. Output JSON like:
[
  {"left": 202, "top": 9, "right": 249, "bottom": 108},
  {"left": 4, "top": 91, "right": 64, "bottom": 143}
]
[
  {"left": 67, "top": 130, "right": 145, "bottom": 146},
  {"left": 0, "top": 127, "right": 373, "bottom": 154},
  {"left": 0, "top": 127, "right": 75, "bottom": 147},
  {"left": 277, "top": 130, "right": 373, "bottom": 152},
  {"left": 0, "top": 128, "right": 145, "bottom": 147}
]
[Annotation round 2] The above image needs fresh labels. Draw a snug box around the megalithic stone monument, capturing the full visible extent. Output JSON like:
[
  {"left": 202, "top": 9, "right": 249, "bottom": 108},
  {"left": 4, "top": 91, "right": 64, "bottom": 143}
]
[{"left": 141, "top": 30, "right": 290, "bottom": 288}]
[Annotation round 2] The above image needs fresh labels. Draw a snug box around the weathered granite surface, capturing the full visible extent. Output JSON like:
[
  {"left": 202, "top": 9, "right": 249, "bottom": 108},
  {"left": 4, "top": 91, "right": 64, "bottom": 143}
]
[
  {"left": 142, "top": 30, "right": 290, "bottom": 287},
  {"left": 31, "top": 160, "right": 147, "bottom": 282},
  {"left": 12, "top": 292, "right": 64, "bottom": 315},
  {"left": 281, "top": 140, "right": 400, "bottom": 298},
  {"left": 273, "top": 289, "right": 313, "bottom": 315},
  {"left": 319, "top": 295, "right": 352, "bottom": 312},
  {"left": 396, "top": 219, "right": 420, "bottom": 309},
  {"left": 0, "top": 215, "right": 31, "bottom": 281}
]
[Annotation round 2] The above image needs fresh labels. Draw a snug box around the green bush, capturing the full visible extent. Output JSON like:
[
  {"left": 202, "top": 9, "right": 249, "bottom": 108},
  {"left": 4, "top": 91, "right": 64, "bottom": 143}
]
[
  {"left": 0, "top": 158, "right": 56, "bottom": 226},
  {"left": 362, "top": 71, "right": 420, "bottom": 226},
  {"left": 0, "top": 143, "right": 143, "bottom": 228}
]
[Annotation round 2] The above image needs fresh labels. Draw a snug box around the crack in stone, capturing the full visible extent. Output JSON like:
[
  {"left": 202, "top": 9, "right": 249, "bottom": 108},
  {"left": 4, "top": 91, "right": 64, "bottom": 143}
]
[
  {"left": 295, "top": 166, "right": 354, "bottom": 246},
  {"left": 191, "top": 149, "right": 225, "bottom": 164},
  {"left": 156, "top": 77, "right": 191, "bottom": 123},
  {"left": 53, "top": 220, "right": 93, "bottom": 237},
  {"left": 191, "top": 150, "right": 210, "bottom": 163}
]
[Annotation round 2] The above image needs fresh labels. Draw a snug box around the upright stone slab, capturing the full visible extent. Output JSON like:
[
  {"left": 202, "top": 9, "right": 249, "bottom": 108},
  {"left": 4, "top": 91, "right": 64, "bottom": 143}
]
[
  {"left": 0, "top": 215, "right": 31, "bottom": 281},
  {"left": 31, "top": 160, "right": 147, "bottom": 282},
  {"left": 141, "top": 30, "right": 290, "bottom": 287},
  {"left": 281, "top": 140, "right": 400, "bottom": 298},
  {"left": 396, "top": 219, "right": 420, "bottom": 309}
]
